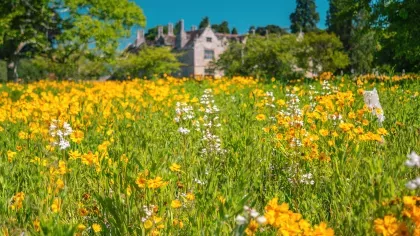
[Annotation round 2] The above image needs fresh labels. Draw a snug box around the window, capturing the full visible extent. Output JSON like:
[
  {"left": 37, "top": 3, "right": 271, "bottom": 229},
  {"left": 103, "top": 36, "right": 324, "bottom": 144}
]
[
  {"left": 206, "top": 37, "right": 212, "bottom": 42},
  {"left": 204, "top": 49, "right": 214, "bottom": 59},
  {"left": 204, "top": 69, "right": 215, "bottom": 75}
]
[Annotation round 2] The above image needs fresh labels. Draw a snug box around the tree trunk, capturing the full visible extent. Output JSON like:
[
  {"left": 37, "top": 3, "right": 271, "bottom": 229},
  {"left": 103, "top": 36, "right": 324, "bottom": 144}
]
[
  {"left": 6, "top": 42, "right": 26, "bottom": 83},
  {"left": 7, "top": 57, "right": 19, "bottom": 83}
]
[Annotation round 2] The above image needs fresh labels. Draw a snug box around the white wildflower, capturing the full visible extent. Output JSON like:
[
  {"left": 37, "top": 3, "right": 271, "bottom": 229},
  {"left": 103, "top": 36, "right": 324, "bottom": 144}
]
[
  {"left": 406, "top": 181, "right": 418, "bottom": 190},
  {"left": 178, "top": 127, "right": 190, "bottom": 135},
  {"left": 250, "top": 209, "right": 259, "bottom": 218},
  {"left": 405, "top": 151, "right": 420, "bottom": 168},
  {"left": 235, "top": 215, "right": 247, "bottom": 225},
  {"left": 256, "top": 216, "right": 267, "bottom": 225}
]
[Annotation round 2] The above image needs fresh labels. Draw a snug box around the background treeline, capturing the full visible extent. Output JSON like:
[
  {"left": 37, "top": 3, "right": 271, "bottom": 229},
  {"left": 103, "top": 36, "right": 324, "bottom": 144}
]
[{"left": 1, "top": 0, "right": 419, "bottom": 82}]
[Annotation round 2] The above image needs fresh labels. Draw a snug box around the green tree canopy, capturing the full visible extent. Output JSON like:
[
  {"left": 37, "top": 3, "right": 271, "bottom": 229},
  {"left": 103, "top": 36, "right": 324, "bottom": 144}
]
[
  {"left": 253, "top": 25, "right": 289, "bottom": 36},
  {"left": 297, "top": 31, "right": 349, "bottom": 73},
  {"left": 145, "top": 22, "right": 180, "bottom": 41},
  {"left": 374, "top": 0, "right": 420, "bottom": 72},
  {"left": 231, "top": 27, "right": 238, "bottom": 35},
  {"left": 0, "top": 0, "right": 146, "bottom": 82},
  {"left": 327, "top": 0, "right": 375, "bottom": 73},
  {"left": 212, "top": 21, "right": 230, "bottom": 34},
  {"left": 290, "top": 0, "right": 320, "bottom": 33},
  {"left": 114, "top": 46, "right": 182, "bottom": 79},
  {"left": 215, "top": 35, "right": 300, "bottom": 79},
  {"left": 199, "top": 16, "right": 210, "bottom": 29}
]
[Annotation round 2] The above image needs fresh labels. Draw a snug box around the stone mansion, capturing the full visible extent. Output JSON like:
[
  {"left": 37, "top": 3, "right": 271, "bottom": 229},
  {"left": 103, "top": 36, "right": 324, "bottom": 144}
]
[{"left": 126, "top": 20, "right": 247, "bottom": 77}]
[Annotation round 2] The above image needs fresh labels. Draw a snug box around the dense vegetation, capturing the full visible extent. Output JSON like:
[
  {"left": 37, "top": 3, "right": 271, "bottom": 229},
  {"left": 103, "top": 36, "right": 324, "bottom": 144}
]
[
  {"left": 0, "top": 74, "right": 419, "bottom": 235},
  {"left": 2, "top": 1, "right": 420, "bottom": 82}
]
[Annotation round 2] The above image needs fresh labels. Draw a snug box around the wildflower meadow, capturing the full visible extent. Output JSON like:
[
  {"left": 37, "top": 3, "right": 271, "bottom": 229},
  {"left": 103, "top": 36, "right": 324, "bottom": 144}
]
[{"left": 0, "top": 74, "right": 419, "bottom": 235}]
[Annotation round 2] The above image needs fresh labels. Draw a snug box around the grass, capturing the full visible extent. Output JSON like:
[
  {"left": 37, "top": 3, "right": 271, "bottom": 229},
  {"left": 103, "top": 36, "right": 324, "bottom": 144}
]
[{"left": 0, "top": 74, "right": 419, "bottom": 235}]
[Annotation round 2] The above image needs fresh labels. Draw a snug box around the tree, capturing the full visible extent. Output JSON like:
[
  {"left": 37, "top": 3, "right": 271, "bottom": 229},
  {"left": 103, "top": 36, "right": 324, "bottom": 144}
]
[
  {"left": 290, "top": 0, "right": 320, "bottom": 33},
  {"left": 297, "top": 32, "right": 349, "bottom": 73},
  {"left": 349, "top": 8, "right": 376, "bottom": 73},
  {"left": 31, "top": 46, "right": 110, "bottom": 80},
  {"left": 374, "top": 0, "right": 420, "bottom": 72},
  {"left": 212, "top": 21, "right": 230, "bottom": 34},
  {"left": 255, "top": 25, "right": 289, "bottom": 36},
  {"left": 327, "top": 0, "right": 375, "bottom": 73},
  {"left": 0, "top": 0, "right": 54, "bottom": 82},
  {"left": 326, "top": 0, "right": 352, "bottom": 50},
  {"left": 216, "top": 35, "right": 300, "bottom": 79},
  {"left": 199, "top": 16, "right": 210, "bottom": 29},
  {"left": 0, "top": 0, "right": 145, "bottom": 82},
  {"left": 114, "top": 46, "right": 182, "bottom": 79},
  {"left": 145, "top": 22, "right": 180, "bottom": 41},
  {"left": 231, "top": 27, "right": 238, "bottom": 35},
  {"left": 249, "top": 26, "right": 256, "bottom": 34}
]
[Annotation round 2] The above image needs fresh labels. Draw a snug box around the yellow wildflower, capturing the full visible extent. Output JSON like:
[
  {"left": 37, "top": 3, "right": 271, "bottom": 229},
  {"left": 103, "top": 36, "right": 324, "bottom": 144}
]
[
  {"left": 171, "top": 200, "right": 182, "bottom": 209},
  {"left": 7, "top": 150, "right": 17, "bottom": 162},
  {"left": 33, "top": 219, "right": 41, "bottom": 232},
  {"left": 92, "top": 223, "right": 102, "bottom": 233},
  {"left": 51, "top": 198, "right": 61, "bottom": 213},
  {"left": 256, "top": 114, "right": 266, "bottom": 121},
  {"left": 169, "top": 163, "right": 181, "bottom": 172}
]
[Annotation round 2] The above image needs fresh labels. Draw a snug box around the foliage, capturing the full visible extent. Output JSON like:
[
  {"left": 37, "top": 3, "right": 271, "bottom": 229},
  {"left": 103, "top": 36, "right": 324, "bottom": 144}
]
[
  {"left": 0, "top": 75, "right": 419, "bottom": 235},
  {"left": 15, "top": 59, "right": 46, "bottom": 82},
  {"left": 217, "top": 32, "right": 348, "bottom": 78},
  {"left": 0, "top": 59, "right": 45, "bottom": 82},
  {"left": 145, "top": 22, "right": 181, "bottom": 41},
  {"left": 231, "top": 27, "right": 238, "bottom": 35},
  {"left": 0, "top": 60, "right": 6, "bottom": 82},
  {"left": 290, "top": 0, "right": 320, "bottom": 33},
  {"left": 249, "top": 25, "right": 289, "bottom": 36},
  {"left": 327, "top": 0, "right": 376, "bottom": 73},
  {"left": 212, "top": 21, "right": 230, "bottom": 34},
  {"left": 298, "top": 32, "right": 349, "bottom": 73},
  {"left": 31, "top": 49, "right": 110, "bottom": 81},
  {"left": 0, "top": 0, "right": 145, "bottom": 82},
  {"left": 215, "top": 35, "right": 300, "bottom": 79},
  {"left": 373, "top": 0, "right": 420, "bottom": 72},
  {"left": 0, "top": 0, "right": 54, "bottom": 82},
  {"left": 114, "top": 46, "right": 182, "bottom": 79},
  {"left": 199, "top": 16, "right": 210, "bottom": 29}
]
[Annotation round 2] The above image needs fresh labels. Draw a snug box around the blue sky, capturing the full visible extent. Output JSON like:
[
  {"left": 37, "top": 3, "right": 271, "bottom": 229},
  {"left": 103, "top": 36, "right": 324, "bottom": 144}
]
[{"left": 120, "top": 0, "right": 329, "bottom": 48}]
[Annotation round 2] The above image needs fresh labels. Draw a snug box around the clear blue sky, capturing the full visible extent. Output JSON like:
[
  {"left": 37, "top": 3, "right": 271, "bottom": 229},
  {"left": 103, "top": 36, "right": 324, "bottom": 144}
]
[{"left": 120, "top": 0, "right": 329, "bottom": 48}]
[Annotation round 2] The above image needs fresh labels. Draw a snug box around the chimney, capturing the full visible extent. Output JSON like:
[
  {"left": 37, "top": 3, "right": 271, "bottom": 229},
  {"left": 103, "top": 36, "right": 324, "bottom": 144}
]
[
  {"left": 251, "top": 29, "right": 256, "bottom": 35},
  {"left": 180, "top": 19, "right": 185, "bottom": 33},
  {"left": 136, "top": 29, "right": 144, "bottom": 46},
  {"left": 158, "top": 26, "right": 163, "bottom": 38},
  {"left": 168, "top": 23, "right": 174, "bottom": 36},
  {"left": 176, "top": 19, "right": 187, "bottom": 48},
  {"left": 265, "top": 29, "right": 269, "bottom": 36},
  {"left": 191, "top": 25, "right": 197, "bottom": 31}
]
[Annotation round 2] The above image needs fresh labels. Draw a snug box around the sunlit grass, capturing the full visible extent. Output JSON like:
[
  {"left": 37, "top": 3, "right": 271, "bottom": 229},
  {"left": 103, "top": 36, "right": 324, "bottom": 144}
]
[{"left": 0, "top": 74, "right": 419, "bottom": 235}]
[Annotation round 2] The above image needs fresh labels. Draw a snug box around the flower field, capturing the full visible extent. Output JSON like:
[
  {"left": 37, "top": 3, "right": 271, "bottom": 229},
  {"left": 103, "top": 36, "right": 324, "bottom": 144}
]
[{"left": 0, "top": 74, "right": 419, "bottom": 235}]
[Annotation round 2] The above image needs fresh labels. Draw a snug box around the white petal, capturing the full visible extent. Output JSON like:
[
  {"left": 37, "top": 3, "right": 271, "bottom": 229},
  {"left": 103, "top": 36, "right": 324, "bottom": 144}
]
[{"left": 235, "top": 215, "right": 247, "bottom": 225}]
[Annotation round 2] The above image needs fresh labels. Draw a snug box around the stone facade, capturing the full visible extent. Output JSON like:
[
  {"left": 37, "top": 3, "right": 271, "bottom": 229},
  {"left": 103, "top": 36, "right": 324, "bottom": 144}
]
[{"left": 126, "top": 20, "right": 246, "bottom": 77}]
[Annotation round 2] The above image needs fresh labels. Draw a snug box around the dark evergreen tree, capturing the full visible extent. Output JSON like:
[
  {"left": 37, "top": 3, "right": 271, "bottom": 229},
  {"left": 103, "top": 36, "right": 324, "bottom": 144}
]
[
  {"left": 327, "top": 0, "right": 375, "bottom": 73},
  {"left": 231, "top": 27, "right": 238, "bottom": 35},
  {"left": 212, "top": 21, "right": 230, "bottom": 34},
  {"left": 199, "top": 16, "right": 210, "bottom": 29},
  {"left": 255, "top": 25, "right": 288, "bottom": 36},
  {"left": 326, "top": 0, "right": 352, "bottom": 50},
  {"left": 374, "top": 0, "right": 420, "bottom": 71},
  {"left": 290, "top": 0, "right": 320, "bottom": 33}
]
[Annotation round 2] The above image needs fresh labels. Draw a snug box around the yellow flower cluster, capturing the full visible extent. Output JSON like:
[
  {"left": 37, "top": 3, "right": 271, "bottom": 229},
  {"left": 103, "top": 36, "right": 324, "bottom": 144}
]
[
  {"left": 135, "top": 170, "right": 168, "bottom": 189},
  {"left": 255, "top": 80, "right": 389, "bottom": 161},
  {"left": 263, "top": 198, "right": 334, "bottom": 236},
  {"left": 9, "top": 192, "right": 25, "bottom": 210},
  {"left": 375, "top": 196, "right": 420, "bottom": 235}
]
